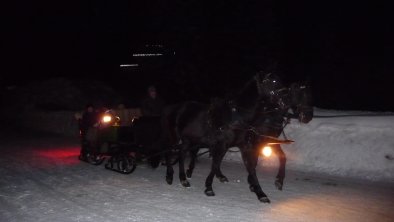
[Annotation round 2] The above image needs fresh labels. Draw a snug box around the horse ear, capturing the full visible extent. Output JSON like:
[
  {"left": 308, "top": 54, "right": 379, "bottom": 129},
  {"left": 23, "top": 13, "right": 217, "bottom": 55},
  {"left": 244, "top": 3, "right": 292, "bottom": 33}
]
[
  {"left": 255, "top": 70, "right": 265, "bottom": 81},
  {"left": 254, "top": 73, "right": 263, "bottom": 95},
  {"left": 304, "top": 76, "right": 312, "bottom": 86},
  {"left": 302, "top": 80, "right": 311, "bottom": 89},
  {"left": 210, "top": 97, "right": 217, "bottom": 104},
  {"left": 289, "top": 82, "right": 299, "bottom": 90},
  {"left": 210, "top": 97, "right": 224, "bottom": 105},
  {"left": 264, "top": 72, "right": 272, "bottom": 80}
]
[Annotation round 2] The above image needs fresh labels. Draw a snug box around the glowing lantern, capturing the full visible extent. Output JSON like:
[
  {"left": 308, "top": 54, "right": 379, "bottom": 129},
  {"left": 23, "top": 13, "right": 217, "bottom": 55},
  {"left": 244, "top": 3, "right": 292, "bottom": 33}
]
[
  {"left": 102, "top": 115, "right": 112, "bottom": 123},
  {"left": 261, "top": 146, "right": 272, "bottom": 157}
]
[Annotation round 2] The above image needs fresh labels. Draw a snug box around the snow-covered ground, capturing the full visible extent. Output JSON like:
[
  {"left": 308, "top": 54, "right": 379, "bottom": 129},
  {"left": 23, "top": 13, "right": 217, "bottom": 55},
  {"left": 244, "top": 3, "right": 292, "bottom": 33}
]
[{"left": 0, "top": 108, "right": 393, "bottom": 222}]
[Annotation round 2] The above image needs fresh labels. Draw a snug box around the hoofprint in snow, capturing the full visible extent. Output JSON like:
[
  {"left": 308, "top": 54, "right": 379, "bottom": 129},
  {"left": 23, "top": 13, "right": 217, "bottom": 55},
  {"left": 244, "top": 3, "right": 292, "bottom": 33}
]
[{"left": 0, "top": 110, "right": 393, "bottom": 222}]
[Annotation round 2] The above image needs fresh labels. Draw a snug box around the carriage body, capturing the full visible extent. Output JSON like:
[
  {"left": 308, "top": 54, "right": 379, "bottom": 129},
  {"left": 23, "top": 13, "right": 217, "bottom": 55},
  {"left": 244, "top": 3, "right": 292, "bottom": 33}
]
[
  {"left": 93, "top": 125, "right": 136, "bottom": 153},
  {"left": 80, "top": 112, "right": 162, "bottom": 174}
]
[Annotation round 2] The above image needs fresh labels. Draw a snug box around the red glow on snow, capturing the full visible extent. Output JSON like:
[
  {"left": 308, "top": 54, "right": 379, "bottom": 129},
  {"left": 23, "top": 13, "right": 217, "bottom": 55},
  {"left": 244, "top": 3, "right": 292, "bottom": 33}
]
[{"left": 36, "top": 146, "right": 81, "bottom": 165}]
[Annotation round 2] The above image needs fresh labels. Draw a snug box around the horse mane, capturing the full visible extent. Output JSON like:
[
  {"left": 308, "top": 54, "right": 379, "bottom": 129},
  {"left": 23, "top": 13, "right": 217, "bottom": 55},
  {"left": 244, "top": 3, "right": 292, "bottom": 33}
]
[{"left": 225, "top": 74, "right": 262, "bottom": 112}]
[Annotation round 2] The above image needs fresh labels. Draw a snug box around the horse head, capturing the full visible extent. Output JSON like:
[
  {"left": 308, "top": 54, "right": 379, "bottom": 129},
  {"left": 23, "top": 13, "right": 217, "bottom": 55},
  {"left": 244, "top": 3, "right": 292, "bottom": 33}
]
[
  {"left": 287, "top": 82, "right": 314, "bottom": 124},
  {"left": 255, "top": 71, "right": 313, "bottom": 124},
  {"left": 256, "top": 72, "right": 289, "bottom": 110}
]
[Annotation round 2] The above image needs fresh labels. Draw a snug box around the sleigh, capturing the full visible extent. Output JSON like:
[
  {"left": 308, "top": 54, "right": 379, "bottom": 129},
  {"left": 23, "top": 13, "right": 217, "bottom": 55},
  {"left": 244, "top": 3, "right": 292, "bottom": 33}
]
[{"left": 79, "top": 111, "right": 163, "bottom": 174}]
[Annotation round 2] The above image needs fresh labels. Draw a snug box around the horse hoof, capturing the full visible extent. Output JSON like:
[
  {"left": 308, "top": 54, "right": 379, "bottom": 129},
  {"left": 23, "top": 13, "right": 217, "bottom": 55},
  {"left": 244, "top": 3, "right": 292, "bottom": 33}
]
[
  {"left": 259, "top": 196, "right": 271, "bottom": 203},
  {"left": 181, "top": 180, "right": 190, "bottom": 187},
  {"left": 166, "top": 177, "right": 173, "bottom": 185},
  {"left": 218, "top": 176, "right": 229, "bottom": 183},
  {"left": 204, "top": 189, "right": 215, "bottom": 196},
  {"left": 275, "top": 179, "right": 283, "bottom": 191}
]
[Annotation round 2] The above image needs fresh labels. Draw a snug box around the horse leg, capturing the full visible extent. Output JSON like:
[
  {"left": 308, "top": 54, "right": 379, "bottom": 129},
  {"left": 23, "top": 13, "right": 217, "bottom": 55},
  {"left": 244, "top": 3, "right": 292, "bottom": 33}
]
[
  {"left": 186, "top": 148, "right": 198, "bottom": 178},
  {"left": 215, "top": 148, "right": 229, "bottom": 183},
  {"left": 165, "top": 148, "right": 174, "bottom": 185},
  {"left": 241, "top": 148, "right": 270, "bottom": 203},
  {"left": 178, "top": 143, "right": 190, "bottom": 187},
  {"left": 148, "top": 142, "right": 162, "bottom": 168},
  {"left": 273, "top": 144, "right": 286, "bottom": 190},
  {"left": 204, "top": 144, "right": 226, "bottom": 196}
]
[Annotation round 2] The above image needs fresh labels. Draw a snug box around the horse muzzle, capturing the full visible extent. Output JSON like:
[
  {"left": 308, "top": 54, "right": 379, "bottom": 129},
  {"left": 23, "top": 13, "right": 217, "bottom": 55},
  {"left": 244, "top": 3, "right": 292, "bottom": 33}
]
[{"left": 299, "top": 111, "right": 313, "bottom": 123}]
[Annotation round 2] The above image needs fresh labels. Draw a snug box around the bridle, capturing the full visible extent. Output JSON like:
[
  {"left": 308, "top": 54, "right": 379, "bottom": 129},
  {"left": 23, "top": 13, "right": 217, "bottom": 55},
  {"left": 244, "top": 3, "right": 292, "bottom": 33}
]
[{"left": 287, "top": 84, "right": 313, "bottom": 123}]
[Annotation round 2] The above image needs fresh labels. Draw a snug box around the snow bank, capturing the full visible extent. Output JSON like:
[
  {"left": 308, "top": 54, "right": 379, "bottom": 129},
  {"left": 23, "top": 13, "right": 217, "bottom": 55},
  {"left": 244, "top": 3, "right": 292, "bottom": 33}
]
[
  {"left": 15, "top": 111, "right": 81, "bottom": 137},
  {"left": 283, "top": 114, "right": 393, "bottom": 182}
]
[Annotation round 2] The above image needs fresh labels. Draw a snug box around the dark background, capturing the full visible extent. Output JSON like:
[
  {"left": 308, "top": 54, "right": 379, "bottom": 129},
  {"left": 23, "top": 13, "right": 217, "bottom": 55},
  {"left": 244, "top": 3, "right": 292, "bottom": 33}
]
[{"left": 2, "top": 0, "right": 392, "bottom": 111}]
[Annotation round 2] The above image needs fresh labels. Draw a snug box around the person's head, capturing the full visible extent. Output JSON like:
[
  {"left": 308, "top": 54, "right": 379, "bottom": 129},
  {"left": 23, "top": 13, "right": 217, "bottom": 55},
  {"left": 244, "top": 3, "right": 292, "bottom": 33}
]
[
  {"left": 86, "top": 104, "right": 94, "bottom": 113},
  {"left": 117, "top": 103, "right": 125, "bottom": 109},
  {"left": 147, "top": 85, "right": 157, "bottom": 99}
]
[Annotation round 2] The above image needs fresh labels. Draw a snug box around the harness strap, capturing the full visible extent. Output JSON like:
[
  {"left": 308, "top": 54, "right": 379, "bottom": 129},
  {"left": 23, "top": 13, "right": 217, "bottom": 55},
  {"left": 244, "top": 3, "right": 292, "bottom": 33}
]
[{"left": 281, "top": 120, "right": 290, "bottom": 140}]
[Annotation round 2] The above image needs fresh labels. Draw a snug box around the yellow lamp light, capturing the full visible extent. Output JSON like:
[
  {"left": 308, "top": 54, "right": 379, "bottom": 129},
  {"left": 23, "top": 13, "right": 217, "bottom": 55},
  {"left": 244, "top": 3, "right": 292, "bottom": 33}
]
[
  {"left": 261, "top": 146, "right": 272, "bottom": 157},
  {"left": 102, "top": 115, "right": 112, "bottom": 123}
]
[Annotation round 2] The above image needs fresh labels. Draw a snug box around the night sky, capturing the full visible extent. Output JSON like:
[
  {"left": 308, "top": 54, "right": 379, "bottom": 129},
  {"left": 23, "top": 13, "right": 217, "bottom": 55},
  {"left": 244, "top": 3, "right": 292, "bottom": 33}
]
[{"left": 2, "top": 1, "right": 392, "bottom": 111}]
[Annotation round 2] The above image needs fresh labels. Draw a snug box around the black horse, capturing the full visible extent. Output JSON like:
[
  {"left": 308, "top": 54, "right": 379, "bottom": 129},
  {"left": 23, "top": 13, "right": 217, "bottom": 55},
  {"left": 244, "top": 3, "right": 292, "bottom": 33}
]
[
  {"left": 227, "top": 73, "right": 314, "bottom": 202},
  {"left": 161, "top": 72, "right": 313, "bottom": 202},
  {"left": 160, "top": 97, "right": 234, "bottom": 187}
]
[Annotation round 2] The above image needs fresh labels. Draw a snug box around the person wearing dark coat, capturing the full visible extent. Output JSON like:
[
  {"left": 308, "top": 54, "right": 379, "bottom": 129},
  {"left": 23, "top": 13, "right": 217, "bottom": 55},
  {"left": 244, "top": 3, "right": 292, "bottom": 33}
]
[
  {"left": 80, "top": 104, "right": 99, "bottom": 137},
  {"left": 140, "top": 85, "right": 165, "bottom": 117},
  {"left": 79, "top": 104, "right": 99, "bottom": 160}
]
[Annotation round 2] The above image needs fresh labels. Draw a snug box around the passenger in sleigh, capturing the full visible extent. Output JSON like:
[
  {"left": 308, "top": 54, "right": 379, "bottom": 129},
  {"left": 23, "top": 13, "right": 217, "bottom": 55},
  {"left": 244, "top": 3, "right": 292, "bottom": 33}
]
[
  {"left": 140, "top": 85, "right": 165, "bottom": 117},
  {"left": 78, "top": 104, "right": 100, "bottom": 160}
]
